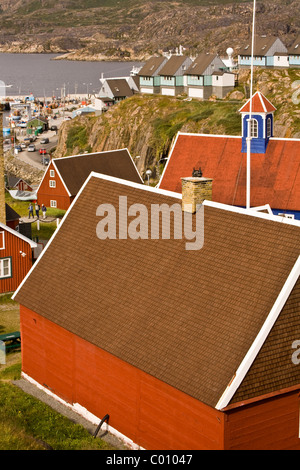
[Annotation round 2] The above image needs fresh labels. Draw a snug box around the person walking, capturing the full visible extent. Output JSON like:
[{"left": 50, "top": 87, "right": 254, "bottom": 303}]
[
  {"left": 28, "top": 203, "right": 34, "bottom": 219},
  {"left": 35, "top": 202, "right": 40, "bottom": 219},
  {"left": 42, "top": 204, "right": 47, "bottom": 219}
]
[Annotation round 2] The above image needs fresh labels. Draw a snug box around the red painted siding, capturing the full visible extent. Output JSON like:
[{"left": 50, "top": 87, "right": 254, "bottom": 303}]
[
  {"left": 224, "top": 393, "right": 300, "bottom": 450},
  {"left": 0, "top": 229, "right": 33, "bottom": 293},
  {"left": 20, "top": 305, "right": 224, "bottom": 450},
  {"left": 20, "top": 305, "right": 300, "bottom": 450},
  {"left": 37, "top": 162, "right": 71, "bottom": 210}
]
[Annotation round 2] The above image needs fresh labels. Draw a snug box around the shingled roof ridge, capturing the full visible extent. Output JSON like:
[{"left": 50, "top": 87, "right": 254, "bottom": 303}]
[{"left": 52, "top": 148, "right": 131, "bottom": 162}]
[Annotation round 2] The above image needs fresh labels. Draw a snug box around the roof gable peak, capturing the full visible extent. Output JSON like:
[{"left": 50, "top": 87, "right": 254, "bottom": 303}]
[{"left": 239, "top": 91, "right": 276, "bottom": 114}]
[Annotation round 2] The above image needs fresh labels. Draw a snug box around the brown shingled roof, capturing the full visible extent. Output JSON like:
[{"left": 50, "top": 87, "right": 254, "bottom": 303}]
[
  {"left": 106, "top": 79, "right": 134, "bottom": 98},
  {"left": 52, "top": 149, "right": 143, "bottom": 196},
  {"left": 159, "top": 55, "right": 190, "bottom": 76},
  {"left": 288, "top": 36, "right": 300, "bottom": 54},
  {"left": 14, "top": 174, "right": 300, "bottom": 408},
  {"left": 138, "top": 56, "right": 168, "bottom": 77},
  {"left": 185, "top": 53, "right": 218, "bottom": 75},
  {"left": 239, "top": 35, "right": 281, "bottom": 56}
]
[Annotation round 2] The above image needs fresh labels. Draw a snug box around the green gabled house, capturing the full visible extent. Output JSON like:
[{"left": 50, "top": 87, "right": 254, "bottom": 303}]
[
  {"left": 26, "top": 115, "right": 48, "bottom": 134},
  {"left": 138, "top": 56, "right": 168, "bottom": 94}
]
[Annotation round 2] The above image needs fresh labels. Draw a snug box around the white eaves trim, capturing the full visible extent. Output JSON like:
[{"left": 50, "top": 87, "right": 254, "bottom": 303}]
[
  {"left": 203, "top": 200, "right": 300, "bottom": 227},
  {"left": 215, "top": 254, "right": 300, "bottom": 410},
  {"left": 35, "top": 160, "right": 71, "bottom": 197},
  {"left": 36, "top": 148, "right": 143, "bottom": 198},
  {"left": 0, "top": 222, "right": 37, "bottom": 248}
]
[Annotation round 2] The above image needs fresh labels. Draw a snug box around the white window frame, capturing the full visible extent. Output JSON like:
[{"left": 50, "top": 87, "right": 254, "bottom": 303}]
[
  {"left": 0, "top": 257, "right": 12, "bottom": 279},
  {"left": 267, "top": 117, "right": 272, "bottom": 138},
  {"left": 249, "top": 118, "right": 258, "bottom": 138},
  {"left": 0, "top": 232, "right": 5, "bottom": 250},
  {"left": 50, "top": 200, "right": 57, "bottom": 208},
  {"left": 49, "top": 180, "right": 56, "bottom": 188},
  {"left": 50, "top": 169, "right": 55, "bottom": 177}
]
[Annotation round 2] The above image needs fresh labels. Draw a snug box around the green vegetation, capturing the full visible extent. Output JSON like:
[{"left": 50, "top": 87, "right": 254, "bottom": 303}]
[
  {"left": 0, "top": 294, "right": 115, "bottom": 450},
  {"left": 66, "top": 124, "right": 89, "bottom": 153},
  {"left": 5, "top": 192, "right": 66, "bottom": 242},
  {"left": 0, "top": 381, "right": 114, "bottom": 450}
]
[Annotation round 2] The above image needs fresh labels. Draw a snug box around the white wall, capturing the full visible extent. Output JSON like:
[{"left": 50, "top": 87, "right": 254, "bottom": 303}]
[
  {"left": 273, "top": 55, "right": 289, "bottom": 67},
  {"left": 188, "top": 88, "right": 204, "bottom": 98},
  {"left": 212, "top": 73, "right": 235, "bottom": 87},
  {"left": 161, "top": 87, "right": 175, "bottom": 96}
]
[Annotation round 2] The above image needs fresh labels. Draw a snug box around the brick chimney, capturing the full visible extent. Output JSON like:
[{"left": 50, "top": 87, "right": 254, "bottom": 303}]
[
  {"left": 0, "top": 104, "right": 5, "bottom": 225},
  {"left": 181, "top": 171, "right": 213, "bottom": 213}
]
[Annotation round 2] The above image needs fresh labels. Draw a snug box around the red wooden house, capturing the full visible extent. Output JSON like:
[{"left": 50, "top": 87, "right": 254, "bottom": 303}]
[
  {"left": 13, "top": 172, "right": 300, "bottom": 450},
  {"left": 36, "top": 148, "right": 143, "bottom": 210},
  {"left": 158, "top": 92, "right": 300, "bottom": 219},
  {"left": 6, "top": 173, "right": 34, "bottom": 193},
  {"left": 0, "top": 220, "right": 37, "bottom": 294}
]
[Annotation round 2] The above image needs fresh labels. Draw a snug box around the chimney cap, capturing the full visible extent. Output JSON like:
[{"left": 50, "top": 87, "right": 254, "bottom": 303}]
[
  {"left": 181, "top": 176, "right": 213, "bottom": 182},
  {"left": 192, "top": 167, "right": 203, "bottom": 177}
]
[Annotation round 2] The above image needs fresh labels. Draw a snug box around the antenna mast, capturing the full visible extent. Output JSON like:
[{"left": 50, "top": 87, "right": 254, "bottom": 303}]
[{"left": 246, "top": 0, "right": 256, "bottom": 209}]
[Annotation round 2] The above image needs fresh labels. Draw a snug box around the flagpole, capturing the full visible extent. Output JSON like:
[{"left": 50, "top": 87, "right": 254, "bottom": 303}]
[{"left": 246, "top": 0, "right": 256, "bottom": 209}]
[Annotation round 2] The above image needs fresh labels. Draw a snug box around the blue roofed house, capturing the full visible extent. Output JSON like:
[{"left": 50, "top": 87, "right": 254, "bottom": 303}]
[{"left": 238, "top": 35, "right": 287, "bottom": 68}]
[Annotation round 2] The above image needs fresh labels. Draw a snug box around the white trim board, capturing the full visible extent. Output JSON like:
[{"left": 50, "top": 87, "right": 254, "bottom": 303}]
[
  {"left": 216, "top": 255, "right": 300, "bottom": 410},
  {"left": 0, "top": 222, "right": 37, "bottom": 248},
  {"left": 203, "top": 200, "right": 300, "bottom": 227},
  {"left": 37, "top": 148, "right": 144, "bottom": 198}
]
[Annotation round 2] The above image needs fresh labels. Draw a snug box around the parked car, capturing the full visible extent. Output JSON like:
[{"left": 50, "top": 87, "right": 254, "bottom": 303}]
[
  {"left": 15, "top": 145, "right": 22, "bottom": 152},
  {"left": 20, "top": 142, "right": 27, "bottom": 149},
  {"left": 27, "top": 144, "right": 36, "bottom": 152},
  {"left": 40, "top": 137, "right": 49, "bottom": 144},
  {"left": 39, "top": 148, "right": 47, "bottom": 155},
  {"left": 50, "top": 125, "right": 57, "bottom": 131}
]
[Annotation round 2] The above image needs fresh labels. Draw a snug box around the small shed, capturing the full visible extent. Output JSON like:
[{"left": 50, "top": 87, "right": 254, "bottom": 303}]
[{"left": 26, "top": 115, "right": 48, "bottom": 133}]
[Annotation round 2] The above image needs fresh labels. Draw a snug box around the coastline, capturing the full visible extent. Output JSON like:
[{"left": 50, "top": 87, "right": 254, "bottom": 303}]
[{"left": 0, "top": 48, "right": 148, "bottom": 63}]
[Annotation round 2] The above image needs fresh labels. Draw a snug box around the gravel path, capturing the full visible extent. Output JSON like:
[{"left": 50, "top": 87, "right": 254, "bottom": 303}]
[{"left": 13, "top": 378, "right": 127, "bottom": 450}]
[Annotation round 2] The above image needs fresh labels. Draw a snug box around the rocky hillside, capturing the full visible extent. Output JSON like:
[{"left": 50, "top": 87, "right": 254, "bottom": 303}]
[
  {"left": 54, "top": 67, "right": 300, "bottom": 184},
  {"left": 0, "top": 0, "right": 299, "bottom": 60}
]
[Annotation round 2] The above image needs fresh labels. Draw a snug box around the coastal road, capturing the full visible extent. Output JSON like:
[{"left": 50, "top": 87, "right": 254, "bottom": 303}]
[{"left": 14, "top": 130, "right": 58, "bottom": 171}]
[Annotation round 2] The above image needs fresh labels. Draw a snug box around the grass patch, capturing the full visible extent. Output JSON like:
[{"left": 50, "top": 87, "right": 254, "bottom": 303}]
[
  {"left": 66, "top": 124, "right": 89, "bottom": 153},
  {"left": 5, "top": 192, "right": 66, "bottom": 241},
  {"left": 0, "top": 293, "right": 116, "bottom": 450},
  {"left": 0, "top": 381, "right": 114, "bottom": 450}
]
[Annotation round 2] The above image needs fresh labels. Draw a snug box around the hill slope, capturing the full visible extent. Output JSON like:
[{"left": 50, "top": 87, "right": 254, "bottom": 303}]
[
  {"left": 54, "top": 67, "right": 300, "bottom": 184},
  {"left": 0, "top": 0, "right": 299, "bottom": 60}
]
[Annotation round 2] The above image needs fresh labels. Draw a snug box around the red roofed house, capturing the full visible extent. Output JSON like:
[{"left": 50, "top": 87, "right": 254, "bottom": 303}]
[
  {"left": 36, "top": 149, "right": 143, "bottom": 210},
  {"left": 12, "top": 172, "right": 300, "bottom": 450},
  {"left": 158, "top": 91, "right": 300, "bottom": 219}
]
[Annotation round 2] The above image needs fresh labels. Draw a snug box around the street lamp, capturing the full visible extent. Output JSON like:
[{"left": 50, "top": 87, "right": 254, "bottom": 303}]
[{"left": 146, "top": 169, "right": 152, "bottom": 185}]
